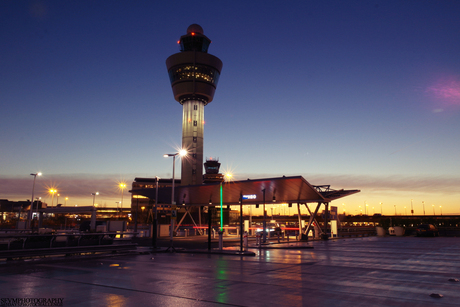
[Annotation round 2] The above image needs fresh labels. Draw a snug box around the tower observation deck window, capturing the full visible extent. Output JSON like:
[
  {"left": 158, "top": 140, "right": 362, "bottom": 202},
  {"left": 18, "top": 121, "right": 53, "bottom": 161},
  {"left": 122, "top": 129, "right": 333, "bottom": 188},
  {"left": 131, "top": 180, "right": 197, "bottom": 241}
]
[{"left": 168, "top": 65, "right": 220, "bottom": 86}]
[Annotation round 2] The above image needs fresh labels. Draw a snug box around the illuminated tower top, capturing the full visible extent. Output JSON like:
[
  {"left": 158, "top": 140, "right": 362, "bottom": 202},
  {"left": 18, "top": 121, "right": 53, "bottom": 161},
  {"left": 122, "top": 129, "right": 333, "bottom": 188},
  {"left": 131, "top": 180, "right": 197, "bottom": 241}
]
[{"left": 166, "top": 24, "right": 223, "bottom": 105}]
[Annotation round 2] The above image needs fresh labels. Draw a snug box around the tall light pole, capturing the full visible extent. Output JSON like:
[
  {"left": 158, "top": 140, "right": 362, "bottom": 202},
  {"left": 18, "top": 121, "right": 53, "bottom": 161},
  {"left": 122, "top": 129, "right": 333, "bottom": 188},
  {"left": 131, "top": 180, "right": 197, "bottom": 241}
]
[
  {"left": 432, "top": 204, "right": 435, "bottom": 215},
  {"left": 440, "top": 205, "right": 442, "bottom": 216},
  {"left": 65, "top": 197, "right": 68, "bottom": 206},
  {"left": 422, "top": 201, "right": 425, "bottom": 215},
  {"left": 411, "top": 199, "right": 413, "bottom": 215},
  {"left": 262, "top": 188, "right": 266, "bottom": 243},
  {"left": 119, "top": 183, "right": 126, "bottom": 218},
  {"left": 152, "top": 176, "right": 160, "bottom": 249},
  {"left": 49, "top": 189, "right": 57, "bottom": 208},
  {"left": 380, "top": 202, "right": 383, "bottom": 215},
  {"left": 116, "top": 202, "right": 120, "bottom": 219},
  {"left": 28, "top": 172, "right": 42, "bottom": 229},
  {"left": 164, "top": 149, "right": 187, "bottom": 251},
  {"left": 57, "top": 194, "right": 60, "bottom": 206},
  {"left": 92, "top": 192, "right": 99, "bottom": 206}
]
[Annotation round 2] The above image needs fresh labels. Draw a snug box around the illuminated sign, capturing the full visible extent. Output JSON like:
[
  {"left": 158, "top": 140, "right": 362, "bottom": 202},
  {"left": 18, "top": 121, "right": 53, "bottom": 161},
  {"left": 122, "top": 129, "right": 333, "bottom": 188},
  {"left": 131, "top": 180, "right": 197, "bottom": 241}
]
[{"left": 242, "top": 194, "right": 257, "bottom": 200}]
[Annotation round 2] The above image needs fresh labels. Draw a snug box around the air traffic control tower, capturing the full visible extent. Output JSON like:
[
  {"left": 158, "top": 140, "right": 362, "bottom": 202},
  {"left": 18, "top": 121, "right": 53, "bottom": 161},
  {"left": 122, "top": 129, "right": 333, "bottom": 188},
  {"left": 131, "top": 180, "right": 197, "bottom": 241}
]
[{"left": 166, "top": 24, "right": 223, "bottom": 185}]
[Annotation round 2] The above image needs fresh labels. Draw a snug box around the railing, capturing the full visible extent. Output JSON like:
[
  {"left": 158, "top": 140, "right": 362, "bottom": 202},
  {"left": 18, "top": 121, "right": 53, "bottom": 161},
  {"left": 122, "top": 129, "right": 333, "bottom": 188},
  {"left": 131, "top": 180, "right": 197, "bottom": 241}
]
[{"left": 0, "top": 231, "right": 138, "bottom": 260}]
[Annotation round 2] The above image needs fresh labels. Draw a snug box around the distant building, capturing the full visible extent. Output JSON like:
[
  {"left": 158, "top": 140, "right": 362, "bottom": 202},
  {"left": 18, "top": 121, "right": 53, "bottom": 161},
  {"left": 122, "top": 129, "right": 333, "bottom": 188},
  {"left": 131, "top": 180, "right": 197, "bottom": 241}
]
[{"left": 0, "top": 199, "right": 45, "bottom": 222}]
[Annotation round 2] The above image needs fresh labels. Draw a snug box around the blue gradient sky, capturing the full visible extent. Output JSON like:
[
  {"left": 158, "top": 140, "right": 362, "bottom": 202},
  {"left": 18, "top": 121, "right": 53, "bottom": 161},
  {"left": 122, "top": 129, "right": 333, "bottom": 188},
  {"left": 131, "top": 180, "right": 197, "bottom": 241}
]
[{"left": 1, "top": 1, "right": 459, "bottom": 214}]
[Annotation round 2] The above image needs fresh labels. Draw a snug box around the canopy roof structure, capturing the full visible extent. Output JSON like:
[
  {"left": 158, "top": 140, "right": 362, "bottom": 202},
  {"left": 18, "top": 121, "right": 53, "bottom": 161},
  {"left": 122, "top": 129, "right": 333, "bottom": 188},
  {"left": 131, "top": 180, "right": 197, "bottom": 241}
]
[{"left": 132, "top": 176, "right": 359, "bottom": 206}]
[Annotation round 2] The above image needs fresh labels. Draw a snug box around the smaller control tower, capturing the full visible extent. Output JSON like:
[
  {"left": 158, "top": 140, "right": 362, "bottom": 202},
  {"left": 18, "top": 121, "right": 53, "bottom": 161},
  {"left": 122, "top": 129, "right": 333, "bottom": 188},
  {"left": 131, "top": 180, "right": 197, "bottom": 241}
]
[
  {"left": 203, "top": 157, "right": 224, "bottom": 183},
  {"left": 166, "top": 24, "right": 223, "bottom": 185}
]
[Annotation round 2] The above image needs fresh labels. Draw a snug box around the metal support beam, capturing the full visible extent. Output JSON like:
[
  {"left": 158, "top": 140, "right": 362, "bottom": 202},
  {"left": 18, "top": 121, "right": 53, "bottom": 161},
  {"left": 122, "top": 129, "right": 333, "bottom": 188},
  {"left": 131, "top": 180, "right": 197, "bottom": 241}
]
[
  {"left": 323, "top": 202, "right": 329, "bottom": 240},
  {"left": 304, "top": 202, "right": 322, "bottom": 239},
  {"left": 297, "top": 203, "right": 302, "bottom": 239},
  {"left": 304, "top": 203, "right": 321, "bottom": 237}
]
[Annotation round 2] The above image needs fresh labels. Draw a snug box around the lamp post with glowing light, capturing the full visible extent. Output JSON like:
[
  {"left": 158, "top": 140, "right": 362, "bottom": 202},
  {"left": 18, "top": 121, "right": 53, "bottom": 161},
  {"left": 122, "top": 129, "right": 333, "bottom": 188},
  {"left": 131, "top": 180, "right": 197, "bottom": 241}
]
[
  {"left": 92, "top": 192, "right": 99, "bottom": 207},
  {"left": 432, "top": 204, "right": 435, "bottom": 215},
  {"left": 116, "top": 202, "right": 120, "bottom": 219},
  {"left": 440, "top": 205, "right": 442, "bottom": 216},
  {"left": 119, "top": 183, "right": 126, "bottom": 218},
  {"left": 164, "top": 149, "right": 187, "bottom": 251},
  {"left": 28, "top": 172, "right": 42, "bottom": 229},
  {"left": 49, "top": 189, "right": 57, "bottom": 208},
  {"left": 152, "top": 176, "right": 160, "bottom": 249},
  {"left": 65, "top": 197, "right": 68, "bottom": 206}
]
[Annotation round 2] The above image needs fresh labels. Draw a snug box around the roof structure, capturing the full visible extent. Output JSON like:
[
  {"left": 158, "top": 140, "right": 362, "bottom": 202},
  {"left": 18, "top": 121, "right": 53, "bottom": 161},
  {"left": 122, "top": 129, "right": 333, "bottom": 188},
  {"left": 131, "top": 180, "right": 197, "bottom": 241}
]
[{"left": 131, "top": 176, "right": 359, "bottom": 206}]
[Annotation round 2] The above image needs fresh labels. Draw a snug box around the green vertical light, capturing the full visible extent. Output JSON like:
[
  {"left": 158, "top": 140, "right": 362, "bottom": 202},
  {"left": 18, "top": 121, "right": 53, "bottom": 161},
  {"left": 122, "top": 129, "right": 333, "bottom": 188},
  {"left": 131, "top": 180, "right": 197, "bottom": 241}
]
[{"left": 220, "top": 183, "right": 223, "bottom": 231}]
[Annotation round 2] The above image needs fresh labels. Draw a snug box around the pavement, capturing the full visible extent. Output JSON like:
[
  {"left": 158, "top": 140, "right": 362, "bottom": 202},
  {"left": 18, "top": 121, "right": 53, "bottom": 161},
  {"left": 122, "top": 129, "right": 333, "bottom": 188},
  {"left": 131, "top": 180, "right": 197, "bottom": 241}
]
[{"left": 1, "top": 236, "right": 460, "bottom": 306}]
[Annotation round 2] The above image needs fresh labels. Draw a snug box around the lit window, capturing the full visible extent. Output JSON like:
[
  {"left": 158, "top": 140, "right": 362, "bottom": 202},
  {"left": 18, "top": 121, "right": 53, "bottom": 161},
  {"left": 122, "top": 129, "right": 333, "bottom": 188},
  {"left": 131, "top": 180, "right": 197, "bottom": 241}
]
[{"left": 193, "top": 121, "right": 197, "bottom": 126}]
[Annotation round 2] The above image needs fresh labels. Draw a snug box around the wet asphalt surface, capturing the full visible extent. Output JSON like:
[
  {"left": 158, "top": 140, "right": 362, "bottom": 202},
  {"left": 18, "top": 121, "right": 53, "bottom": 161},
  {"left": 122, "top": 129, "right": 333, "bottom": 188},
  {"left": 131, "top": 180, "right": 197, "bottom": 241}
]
[{"left": 1, "top": 236, "right": 460, "bottom": 306}]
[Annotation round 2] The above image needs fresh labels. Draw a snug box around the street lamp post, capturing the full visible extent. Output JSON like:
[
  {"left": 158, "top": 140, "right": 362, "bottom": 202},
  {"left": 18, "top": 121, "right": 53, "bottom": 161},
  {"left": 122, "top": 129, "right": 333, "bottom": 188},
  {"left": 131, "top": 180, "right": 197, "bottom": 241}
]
[
  {"left": 432, "top": 204, "right": 435, "bottom": 215},
  {"left": 262, "top": 188, "right": 266, "bottom": 243},
  {"left": 152, "top": 176, "right": 160, "bottom": 249},
  {"left": 119, "top": 183, "right": 126, "bottom": 218},
  {"left": 57, "top": 194, "right": 60, "bottom": 207},
  {"left": 49, "top": 189, "right": 57, "bottom": 208},
  {"left": 65, "top": 197, "right": 68, "bottom": 206},
  {"left": 28, "top": 172, "right": 42, "bottom": 229},
  {"left": 91, "top": 192, "right": 99, "bottom": 231},
  {"left": 164, "top": 150, "right": 187, "bottom": 251},
  {"left": 411, "top": 199, "right": 413, "bottom": 215},
  {"left": 440, "top": 205, "right": 442, "bottom": 216},
  {"left": 422, "top": 201, "right": 425, "bottom": 215},
  {"left": 116, "top": 202, "right": 120, "bottom": 219},
  {"left": 92, "top": 192, "right": 99, "bottom": 206}
]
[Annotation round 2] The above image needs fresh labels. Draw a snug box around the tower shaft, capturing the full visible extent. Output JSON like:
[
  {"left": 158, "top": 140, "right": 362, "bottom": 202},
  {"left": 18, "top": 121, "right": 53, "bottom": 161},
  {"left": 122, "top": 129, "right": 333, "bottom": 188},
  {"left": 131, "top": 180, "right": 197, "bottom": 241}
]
[{"left": 181, "top": 100, "right": 205, "bottom": 185}]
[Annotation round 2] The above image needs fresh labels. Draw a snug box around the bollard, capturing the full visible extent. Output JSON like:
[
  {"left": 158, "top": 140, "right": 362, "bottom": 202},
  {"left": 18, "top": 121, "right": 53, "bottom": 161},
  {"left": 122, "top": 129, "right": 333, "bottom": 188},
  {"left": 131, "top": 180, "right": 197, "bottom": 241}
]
[
  {"left": 212, "top": 228, "right": 216, "bottom": 239},
  {"left": 243, "top": 231, "right": 248, "bottom": 251},
  {"left": 218, "top": 231, "right": 223, "bottom": 251},
  {"left": 256, "top": 232, "right": 261, "bottom": 247}
]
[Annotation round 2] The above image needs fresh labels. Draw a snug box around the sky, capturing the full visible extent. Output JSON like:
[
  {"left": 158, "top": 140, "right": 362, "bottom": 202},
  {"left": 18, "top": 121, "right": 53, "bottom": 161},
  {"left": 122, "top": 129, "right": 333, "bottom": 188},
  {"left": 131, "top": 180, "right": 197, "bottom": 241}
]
[{"left": 1, "top": 0, "right": 460, "bottom": 215}]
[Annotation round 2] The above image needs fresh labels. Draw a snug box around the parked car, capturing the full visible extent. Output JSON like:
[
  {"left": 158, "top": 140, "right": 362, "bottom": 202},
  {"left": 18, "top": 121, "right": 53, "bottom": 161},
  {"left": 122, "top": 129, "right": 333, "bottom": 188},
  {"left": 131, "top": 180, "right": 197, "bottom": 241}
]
[{"left": 415, "top": 224, "right": 439, "bottom": 237}]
